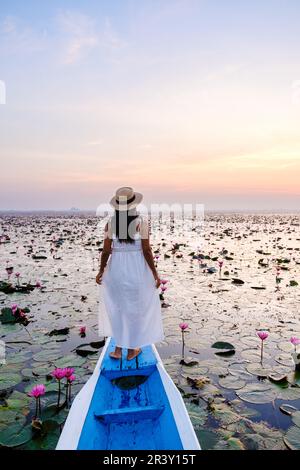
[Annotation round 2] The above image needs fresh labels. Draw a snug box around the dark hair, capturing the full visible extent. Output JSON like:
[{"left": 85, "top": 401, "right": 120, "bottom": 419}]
[{"left": 112, "top": 209, "right": 139, "bottom": 244}]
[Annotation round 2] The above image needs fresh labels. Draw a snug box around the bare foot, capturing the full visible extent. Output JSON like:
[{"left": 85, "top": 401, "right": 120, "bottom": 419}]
[
  {"left": 127, "top": 348, "right": 142, "bottom": 361},
  {"left": 109, "top": 346, "right": 122, "bottom": 359}
]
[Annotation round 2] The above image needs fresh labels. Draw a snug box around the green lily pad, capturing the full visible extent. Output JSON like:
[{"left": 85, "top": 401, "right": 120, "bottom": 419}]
[
  {"left": 291, "top": 411, "right": 300, "bottom": 428},
  {"left": 6, "top": 351, "right": 31, "bottom": 364},
  {"left": 54, "top": 354, "right": 86, "bottom": 368},
  {"left": 5, "top": 390, "right": 31, "bottom": 410},
  {"left": 212, "top": 402, "right": 240, "bottom": 426},
  {"left": 0, "top": 407, "right": 26, "bottom": 431},
  {"left": 0, "top": 307, "right": 16, "bottom": 324},
  {"left": 24, "top": 420, "right": 60, "bottom": 450},
  {"left": 212, "top": 341, "right": 235, "bottom": 350},
  {"left": 0, "top": 423, "right": 32, "bottom": 447},
  {"left": 195, "top": 429, "right": 219, "bottom": 450},
  {"left": 24, "top": 381, "right": 59, "bottom": 394},
  {"left": 185, "top": 402, "right": 208, "bottom": 427},
  {"left": 246, "top": 363, "right": 273, "bottom": 377},
  {"left": 284, "top": 426, "right": 300, "bottom": 450},
  {"left": 278, "top": 386, "right": 300, "bottom": 401},
  {"left": 33, "top": 350, "right": 62, "bottom": 362},
  {"left": 226, "top": 437, "right": 245, "bottom": 450},
  {"left": 41, "top": 404, "right": 69, "bottom": 425},
  {"left": 237, "top": 383, "right": 277, "bottom": 404},
  {"left": 219, "top": 375, "right": 246, "bottom": 390},
  {"left": 279, "top": 404, "right": 297, "bottom": 416},
  {"left": 0, "top": 373, "right": 22, "bottom": 392}
]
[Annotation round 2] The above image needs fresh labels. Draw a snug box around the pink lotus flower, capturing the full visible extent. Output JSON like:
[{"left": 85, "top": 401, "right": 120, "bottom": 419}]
[
  {"left": 256, "top": 331, "right": 269, "bottom": 341},
  {"left": 290, "top": 337, "right": 300, "bottom": 349},
  {"left": 79, "top": 326, "right": 86, "bottom": 335},
  {"left": 64, "top": 367, "right": 74, "bottom": 378},
  {"left": 218, "top": 261, "right": 224, "bottom": 268},
  {"left": 28, "top": 384, "right": 46, "bottom": 398},
  {"left": 15, "top": 272, "right": 20, "bottom": 277},
  {"left": 161, "top": 286, "right": 167, "bottom": 292},
  {"left": 256, "top": 330, "right": 269, "bottom": 364},
  {"left": 19, "top": 310, "right": 26, "bottom": 318},
  {"left": 68, "top": 374, "right": 76, "bottom": 382},
  {"left": 161, "top": 279, "right": 168, "bottom": 285},
  {"left": 51, "top": 368, "right": 66, "bottom": 380},
  {"left": 36, "top": 281, "right": 42, "bottom": 288},
  {"left": 179, "top": 322, "right": 189, "bottom": 331},
  {"left": 11, "top": 303, "right": 18, "bottom": 314}
]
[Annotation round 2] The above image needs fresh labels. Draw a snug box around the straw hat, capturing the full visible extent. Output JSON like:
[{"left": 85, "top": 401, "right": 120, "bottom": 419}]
[{"left": 109, "top": 187, "right": 143, "bottom": 211}]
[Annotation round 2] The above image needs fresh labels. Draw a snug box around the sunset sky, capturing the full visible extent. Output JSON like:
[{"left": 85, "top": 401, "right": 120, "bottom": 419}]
[{"left": 0, "top": 0, "right": 300, "bottom": 210}]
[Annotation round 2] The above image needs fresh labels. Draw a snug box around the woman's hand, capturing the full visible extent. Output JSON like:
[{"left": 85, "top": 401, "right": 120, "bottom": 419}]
[
  {"left": 96, "top": 271, "right": 103, "bottom": 285},
  {"left": 154, "top": 274, "right": 161, "bottom": 289}
]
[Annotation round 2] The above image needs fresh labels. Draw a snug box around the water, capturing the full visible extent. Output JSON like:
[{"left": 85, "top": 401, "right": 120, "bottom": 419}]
[{"left": 0, "top": 211, "right": 299, "bottom": 450}]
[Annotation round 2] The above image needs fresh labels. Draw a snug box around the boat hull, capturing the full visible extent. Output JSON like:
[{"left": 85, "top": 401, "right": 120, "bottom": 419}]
[{"left": 56, "top": 338, "right": 200, "bottom": 450}]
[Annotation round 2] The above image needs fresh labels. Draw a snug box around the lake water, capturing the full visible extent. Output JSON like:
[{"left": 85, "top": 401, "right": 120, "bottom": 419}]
[{"left": 0, "top": 211, "right": 300, "bottom": 450}]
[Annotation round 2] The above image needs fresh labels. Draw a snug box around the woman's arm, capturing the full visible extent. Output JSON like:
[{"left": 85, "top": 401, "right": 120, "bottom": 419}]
[
  {"left": 96, "top": 225, "right": 112, "bottom": 285},
  {"left": 141, "top": 236, "right": 161, "bottom": 288}
]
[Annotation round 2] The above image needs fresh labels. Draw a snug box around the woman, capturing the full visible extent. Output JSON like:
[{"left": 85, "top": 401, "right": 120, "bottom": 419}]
[{"left": 96, "top": 187, "right": 164, "bottom": 360}]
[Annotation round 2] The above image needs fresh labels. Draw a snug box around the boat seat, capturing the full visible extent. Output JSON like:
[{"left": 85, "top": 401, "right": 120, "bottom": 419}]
[{"left": 94, "top": 404, "right": 165, "bottom": 424}]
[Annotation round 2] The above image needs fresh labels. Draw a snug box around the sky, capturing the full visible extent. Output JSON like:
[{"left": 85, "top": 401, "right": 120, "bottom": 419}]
[{"left": 0, "top": 0, "right": 300, "bottom": 211}]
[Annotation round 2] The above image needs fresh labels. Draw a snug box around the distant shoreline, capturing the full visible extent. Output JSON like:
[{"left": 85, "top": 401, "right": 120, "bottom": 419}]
[{"left": 0, "top": 209, "right": 299, "bottom": 216}]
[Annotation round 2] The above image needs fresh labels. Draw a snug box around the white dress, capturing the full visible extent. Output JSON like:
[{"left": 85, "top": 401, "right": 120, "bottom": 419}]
[{"left": 99, "top": 217, "right": 164, "bottom": 349}]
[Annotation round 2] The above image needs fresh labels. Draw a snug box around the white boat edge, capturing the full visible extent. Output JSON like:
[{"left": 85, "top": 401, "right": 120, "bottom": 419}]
[
  {"left": 152, "top": 345, "right": 201, "bottom": 450},
  {"left": 56, "top": 338, "right": 110, "bottom": 450},
  {"left": 56, "top": 338, "right": 201, "bottom": 450}
]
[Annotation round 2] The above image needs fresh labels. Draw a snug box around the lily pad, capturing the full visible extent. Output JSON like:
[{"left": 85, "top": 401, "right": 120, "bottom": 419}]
[
  {"left": 0, "top": 373, "right": 22, "bottom": 392},
  {"left": 219, "top": 375, "right": 246, "bottom": 390},
  {"left": 33, "top": 350, "right": 62, "bottom": 362},
  {"left": 284, "top": 426, "right": 300, "bottom": 450},
  {"left": 0, "top": 423, "right": 32, "bottom": 447},
  {"left": 185, "top": 402, "right": 208, "bottom": 427},
  {"left": 237, "top": 383, "right": 277, "bottom": 404},
  {"left": 291, "top": 411, "right": 300, "bottom": 428}
]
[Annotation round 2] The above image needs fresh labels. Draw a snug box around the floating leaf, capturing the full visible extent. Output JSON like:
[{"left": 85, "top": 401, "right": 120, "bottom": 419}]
[
  {"left": 195, "top": 429, "right": 219, "bottom": 450},
  {"left": 284, "top": 426, "right": 300, "bottom": 450},
  {"left": 246, "top": 363, "right": 273, "bottom": 378},
  {"left": 226, "top": 437, "right": 245, "bottom": 450},
  {"left": 33, "top": 350, "right": 62, "bottom": 362},
  {"left": 186, "top": 376, "right": 210, "bottom": 389},
  {"left": 0, "top": 307, "right": 16, "bottom": 324},
  {"left": 185, "top": 402, "right": 208, "bottom": 427},
  {"left": 48, "top": 327, "right": 70, "bottom": 336},
  {"left": 0, "top": 423, "right": 32, "bottom": 447},
  {"left": 219, "top": 375, "right": 246, "bottom": 390},
  {"left": 54, "top": 354, "right": 86, "bottom": 368},
  {"left": 279, "top": 404, "right": 297, "bottom": 416},
  {"left": 291, "top": 411, "right": 300, "bottom": 428},
  {"left": 0, "top": 373, "right": 22, "bottom": 392},
  {"left": 237, "top": 383, "right": 277, "bottom": 404},
  {"left": 212, "top": 341, "right": 235, "bottom": 350},
  {"left": 41, "top": 404, "right": 69, "bottom": 425}
]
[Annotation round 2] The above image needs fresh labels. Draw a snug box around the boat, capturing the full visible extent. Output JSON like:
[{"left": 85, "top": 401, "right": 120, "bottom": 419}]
[{"left": 56, "top": 337, "right": 201, "bottom": 450}]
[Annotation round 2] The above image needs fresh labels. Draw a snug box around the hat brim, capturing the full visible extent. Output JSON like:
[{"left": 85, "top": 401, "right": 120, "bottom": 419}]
[{"left": 109, "top": 192, "right": 143, "bottom": 211}]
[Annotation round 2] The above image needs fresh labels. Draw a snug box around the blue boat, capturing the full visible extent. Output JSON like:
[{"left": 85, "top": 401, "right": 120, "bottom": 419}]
[{"left": 56, "top": 338, "right": 200, "bottom": 450}]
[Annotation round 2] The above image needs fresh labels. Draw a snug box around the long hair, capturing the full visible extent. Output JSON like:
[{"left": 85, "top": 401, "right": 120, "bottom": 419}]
[{"left": 111, "top": 208, "right": 139, "bottom": 244}]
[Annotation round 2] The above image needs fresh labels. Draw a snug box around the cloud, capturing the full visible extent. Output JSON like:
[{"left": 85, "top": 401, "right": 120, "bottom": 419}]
[
  {"left": 0, "top": 15, "right": 46, "bottom": 56},
  {"left": 57, "top": 11, "right": 125, "bottom": 65},
  {"left": 57, "top": 10, "right": 99, "bottom": 64}
]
